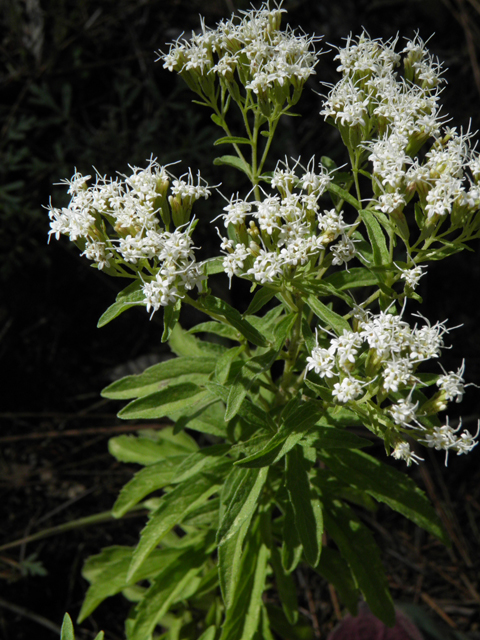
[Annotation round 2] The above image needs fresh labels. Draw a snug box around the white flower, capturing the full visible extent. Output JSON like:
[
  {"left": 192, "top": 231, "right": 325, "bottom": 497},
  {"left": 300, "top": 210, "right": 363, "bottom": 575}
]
[
  {"left": 332, "top": 377, "right": 365, "bottom": 403},
  {"left": 330, "top": 234, "right": 357, "bottom": 266},
  {"left": 329, "top": 329, "right": 363, "bottom": 369},
  {"left": 398, "top": 264, "right": 426, "bottom": 289},
  {"left": 436, "top": 361, "right": 466, "bottom": 402},
  {"left": 306, "top": 346, "right": 336, "bottom": 378},
  {"left": 389, "top": 397, "right": 420, "bottom": 427},
  {"left": 391, "top": 442, "right": 424, "bottom": 466},
  {"left": 382, "top": 357, "right": 415, "bottom": 392}
]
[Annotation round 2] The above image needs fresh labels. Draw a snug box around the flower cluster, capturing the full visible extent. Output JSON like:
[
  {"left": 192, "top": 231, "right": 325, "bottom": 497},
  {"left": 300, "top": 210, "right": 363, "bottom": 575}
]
[
  {"left": 47, "top": 159, "right": 209, "bottom": 314},
  {"left": 306, "top": 307, "right": 479, "bottom": 465},
  {"left": 322, "top": 33, "right": 480, "bottom": 226},
  {"left": 159, "top": 4, "right": 321, "bottom": 109},
  {"left": 217, "top": 158, "right": 358, "bottom": 285}
]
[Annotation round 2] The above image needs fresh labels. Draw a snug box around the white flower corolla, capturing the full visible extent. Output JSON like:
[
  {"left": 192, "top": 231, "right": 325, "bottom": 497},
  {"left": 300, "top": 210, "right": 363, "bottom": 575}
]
[
  {"left": 376, "top": 191, "right": 406, "bottom": 214},
  {"left": 306, "top": 346, "right": 336, "bottom": 378},
  {"left": 329, "top": 329, "right": 363, "bottom": 369},
  {"left": 436, "top": 361, "right": 466, "bottom": 402},
  {"left": 391, "top": 441, "right": 424, "bottom": 466},
  {"left": 410, "top": 315, "right": 448, "bottom": 361},
  {"left": 398, "top": 264, "right": 426, "bottom": 289},
  {"left": 321, "top": 77, "right": 370, "bottom": 128},
  {"left": 389, "top": 397, "right": 420, "bottom": 426},
  {"left": 382, "top": 357, "right": 415, "bottom": 392},
  {"left": 422, "top": 417, "right": 479, "bottom": 465},
  {"left": 159, "top": 3, "right": 321, "bottom": 96},
  {"left": 332, "top": 376, "right": 365, "bottom": 403},
  {"left": 247, "top": 249, "right": 284, "bottom": 283},
  {"left": 330, "top": 235, "right": 357, "bottom": 266},
  {"left": 335, "top": 32, "right": 401, "bottom": 78}
]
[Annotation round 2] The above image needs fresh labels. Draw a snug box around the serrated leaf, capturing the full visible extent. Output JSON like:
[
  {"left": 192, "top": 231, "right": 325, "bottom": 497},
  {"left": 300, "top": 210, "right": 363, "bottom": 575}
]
[
  {"left": 360, "top": 209, "right": 390, "bottom": 267},
  {"left": 127, "top": 477, "right": 219, "bottom": 581},
  {"left": 307, "top": 296, "right": 351, "bottom": 335},
  {"left": 214, "top": 135, "right": 252, "bottom": 146},
  {"left": 97, "top": 281, "right": 144, "bottom": 328},
  {"left": 118, "top": 383, "right": 206, "bottom": 420},
  {"left": 213, "top": 155, "right": 252, "bottom": 178},
  {"left": 286, "top": 446, "right": 323, "bottom": 567},
  {"left": 323, "top": 498, "right": 395, "bottom": 626},
  {"left": 319, "top": 449, "right": 449, "bottom": 543}
]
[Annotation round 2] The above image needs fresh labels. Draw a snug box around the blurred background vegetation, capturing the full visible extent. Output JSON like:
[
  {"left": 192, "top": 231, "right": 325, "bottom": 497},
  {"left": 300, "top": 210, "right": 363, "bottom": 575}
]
[{"left": 1, "top": 0, "right": 480, "bottom": 638}]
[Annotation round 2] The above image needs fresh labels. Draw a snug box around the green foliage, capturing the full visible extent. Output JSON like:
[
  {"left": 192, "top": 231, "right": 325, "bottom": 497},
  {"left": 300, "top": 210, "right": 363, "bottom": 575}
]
[{"left": 47, "top": 3, "right": 480, "bottom": 638}]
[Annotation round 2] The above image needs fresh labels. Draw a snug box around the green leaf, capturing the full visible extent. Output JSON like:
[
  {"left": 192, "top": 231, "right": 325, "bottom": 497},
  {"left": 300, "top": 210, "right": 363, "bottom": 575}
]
[
  {"left": 200, "top": 296, "right": 268, "bottom": 347},
  {"left": 327, "top": 182, "right": 360, "bottom": 210},
  {"left": 270, "top": 542, "right": 298, "bottom": 624},
  {"left": 112, "top": 459, "right": 182, "bottom": 517},
  {"left": 323, "top": 498, "right": 395, "bottom": 626},
  {"left": 213, "top": 155, "right": 252, "bottom": 179},
  {"left": 172, "top": 398, "right": 227, "bottom": 437},
  {"left": 359, "top": 209, "right": 390, "bottom": 267},
  {"left": 97, "top": 281, "right": 145, "bottom": 328},
  {"left": 307, "top": 296, "right": 351, "bottom": 335},
  {"left": 286, "top": 446, "right": 323, "bottom": 567},
  {"left": 108, "top": 435, "right": 177, "bottom": 466},
  {"left": 215, "top": 346, "right": 245, "bottom": 385},
  {"left": 323, "top": 267, "right": 379, "bottom": 291},
  {"left": 61, "top": 614, "right": 75, "bottom": 640},
  {"left": 109, "top": 428, "right": 197, "bottom": 466},
  {"left": 162, "top": 299, "right": 181, "bottom": 342},
  {"left": 214, "top": 136, "right": 252, "bottom": 146},
  {"left": 168, "top": 323, "right": 226, "bottom": 357},
  {"left": 118, "top": 383, "right": 206, "bottom": 420},
  {"left": 203, "top": 256, "right": 225, "bottom": 275},
  {"left": 281, "top": 499, "right": 303, "bottom": 573},
  {"left": 189, "top": 321, "right": 241, "bottom": 341},
  {"left": 314, "top": 547, "right": 358, "bottom": 615},
  {"left": 310, "top": 426, "right": 372, "bottom": 450},
  {"left": 128, "top": 477, "right": 219, "bottom": 581},
  {"left": 102, "top": 356, "right": 218, "bottom": 400},
  {"left": 217, "top": 467, "right": 268, "bottom": 545},
  {"left": 205, "top": 382, "right": 275, "bottom": 432},
  {"left": 319, "top": 449, "right": 449, "bottom": 543},
  {"left": 235, "top": 401, "right": 324, "bottom": 468},
  {"left": 244, "top": 287, "right": 278, "bottom": 316},
  {"left": 219, "top": 520, "right": 269, "bottom": 640},
  {"left": 198, "top": 627, "right": 217, "bottom": 640},
  {"left": 128, "top": 544, "right": 209, "bottom": 640},
  {"left": 79, "top": 546, "right": 184, "bottom": 621},
  {"left": 218, "top": 519, "right": 249, "bottom": 608}
]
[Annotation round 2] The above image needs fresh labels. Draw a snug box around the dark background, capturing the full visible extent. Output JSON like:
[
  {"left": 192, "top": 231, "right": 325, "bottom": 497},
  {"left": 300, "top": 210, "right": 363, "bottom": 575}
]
[{"left": 1, "top": 1, "right": 480, "bottom": 638}]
